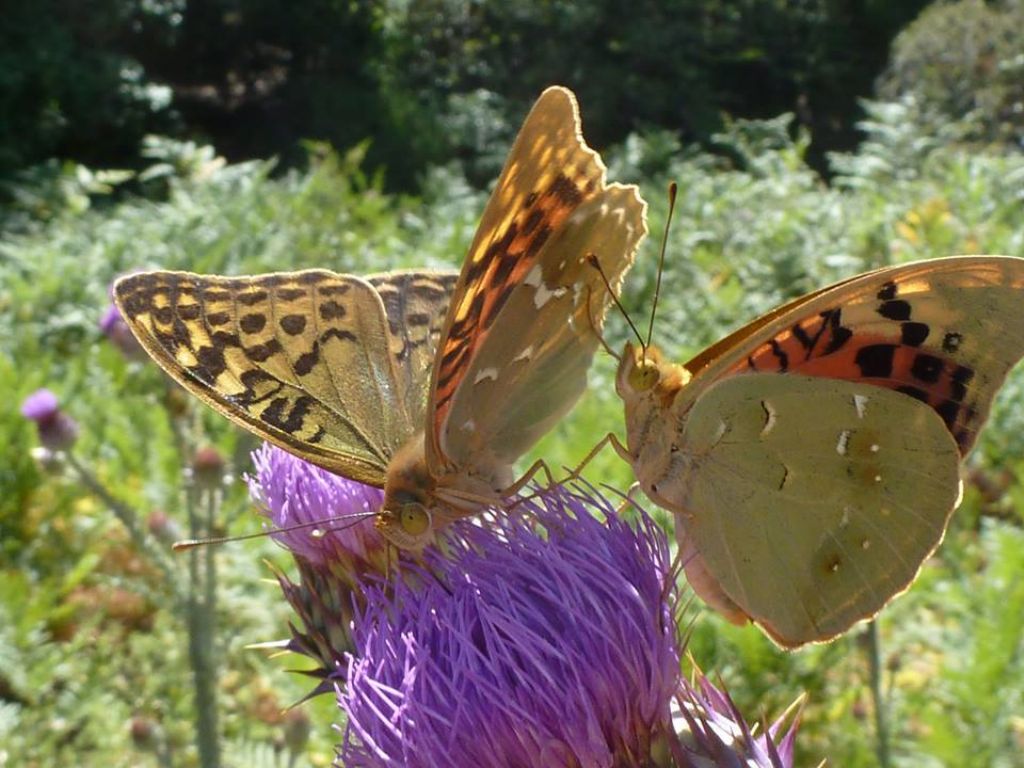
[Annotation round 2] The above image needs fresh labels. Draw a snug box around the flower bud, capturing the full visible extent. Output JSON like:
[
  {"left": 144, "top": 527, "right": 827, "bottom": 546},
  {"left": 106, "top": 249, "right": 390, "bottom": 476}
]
[
  {"left": 129, "top": 715, "right": 162, "bottom": 752},
  {"left": 283, "top": 708, "right": 311, "bottom": 756},
  {"left": 21, "top": 389, "right": 78, "bottom": 451},
  {"left": 191, "top": 445, "right": 226, "bottom": 488},
  {"left": 99, "top": 303, "right": 144, "bottom": 359},
  {"left": 147, "top": 509, "right": 184, "bottom": 546}
]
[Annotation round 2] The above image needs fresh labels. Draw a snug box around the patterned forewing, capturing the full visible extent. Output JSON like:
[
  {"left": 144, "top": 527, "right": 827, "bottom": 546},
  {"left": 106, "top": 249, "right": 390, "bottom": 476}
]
[
  {"left": 115, "top": 270, "right": 415, "bottom": 486},
  {"left": 365, "top": 270, "right": 459, "bottom": 430},
  {"left": 677, "top": 374, "right": 961, "bottom": 647},
  {"left": 442, "top": 186, "right": 646, "bottom": 469},
  {"left": 681, "top": 257, "right": 1024, "bottom": 456},
  {"left": 426, "top": 85, "right": 626, "bottom": 469}
]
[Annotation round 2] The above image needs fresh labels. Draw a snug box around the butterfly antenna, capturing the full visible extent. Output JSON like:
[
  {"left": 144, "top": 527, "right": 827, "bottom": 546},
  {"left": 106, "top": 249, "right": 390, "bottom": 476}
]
[
  {"left": 171, "top": 510, "right": 380, "bottom": 551},
  {"left": 645, "top": 181, "right": 678, "bottom": 351},
  {"left": 586, "top": 253, "right": 646, "bottom": 350},
  {"left": 584, "top": 286, "right": 621, "bottom": 360}
]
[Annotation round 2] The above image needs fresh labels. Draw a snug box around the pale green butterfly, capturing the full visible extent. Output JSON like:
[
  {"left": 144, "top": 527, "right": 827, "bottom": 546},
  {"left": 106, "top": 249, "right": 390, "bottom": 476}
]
[{"left": 608, "top": 255, "right": 1024, "bottom": 647}]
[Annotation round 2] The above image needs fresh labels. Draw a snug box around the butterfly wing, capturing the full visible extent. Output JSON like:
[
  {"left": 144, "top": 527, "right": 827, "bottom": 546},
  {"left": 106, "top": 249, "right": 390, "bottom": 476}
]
[
  {"left": 364, "top": 270, "right": 460, "bottom": 432},
  {"left": 427, "top": 85, "right": 647, "bottom": 477},
  {"left": 682, "top": 256, "right": 1024, "bottom": 456},
  {"left": 115, "top": 269, "right": 457, "bottom": 487},
  {"left": 676, "top": 374, "right": 962, "bottom": 648}
]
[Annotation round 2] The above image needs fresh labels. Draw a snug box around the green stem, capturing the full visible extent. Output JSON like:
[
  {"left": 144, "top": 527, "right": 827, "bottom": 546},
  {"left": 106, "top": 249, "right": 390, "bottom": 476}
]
[
  {"left": 866, "top": 621, "right": 891, "bottom": 768},
  {"left": 156, "top": 730, "right": 174, "bottom": 768},
  {"left": 187, "top": 482, "right": 222, "bottom": 768}
]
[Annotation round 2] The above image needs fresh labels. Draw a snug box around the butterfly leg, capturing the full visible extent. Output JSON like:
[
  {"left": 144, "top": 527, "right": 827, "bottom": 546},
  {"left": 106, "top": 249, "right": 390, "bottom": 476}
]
[
  {"left": 501, "top": 458, "right": 560, "bottom": 498},
  {"left": 561, "top": 431, "right": 634, "bottom": 484}
]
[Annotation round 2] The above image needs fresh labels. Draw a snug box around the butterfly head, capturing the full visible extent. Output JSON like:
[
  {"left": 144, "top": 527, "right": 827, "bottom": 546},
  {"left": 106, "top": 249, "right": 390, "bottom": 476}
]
[{"left": 375, "top": 433, "right": 440, "bottom": 550}]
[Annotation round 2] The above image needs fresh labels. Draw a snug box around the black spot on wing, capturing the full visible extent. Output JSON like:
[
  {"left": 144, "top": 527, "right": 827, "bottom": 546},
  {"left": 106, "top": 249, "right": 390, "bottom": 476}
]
[
  {"left": 319, "top": 300, "right": 346, "bottom": 321},
  {"left": 900, "top": 322, "right": 930, "bottom": 347},
  {"left": 192, "top": 345, "right": 227, "bottom": 382},
  {"left": 950, "top": 365, "right": 974, "bottom": 401},
  {"left": 244, "top": 339, "right": 282, "bottom": 362},
  {"left": 822, "top": 325, "right": 853, "bottom": 355},
  {"left": 910, "top": 353, "right": 943, "bottom": 384},
  {"left": 261, "top": 396, "right": 313, "bottom": 434},
  {"left": 821, "top": 308, "right": 853, "bottom": 355},
  {"left": 769, "top": 339, "right": 789, "bottom": 371},
  {"left": 791, "top": 323, "right": 812, "bottom": 349},
  {"left": 318, "top": 283, "right": 351, "bottom": 297},
  {"left": 240, "top": 313, "right": 266, "bottom": 334},
  {"left": 548, "top": 174, "right": 584, "bottom": 206},
  {"left": 294, "top": 341, "right": 320, "bottom": 376},
  {"left": 521, "top": 208, "right": 544, "bottom": 236},
  {"left": 878, "top": 300, "right": 912, "bottom": 321},
  {"left": 855, "top": 344, "right": 896, "bottom": 378},
  {"left": 236, "top": 368, "right": 282, "bottom": 405},
  {"left": 210, "top": 331, "right": 240, "bottom": 348},
  {"left": 238, "top": 290, "right": 269, "bottom": 306},
  {"left": 935, "top": 400, "right": 960, "bottom": 429},
  {"left": 280, "top": 314, "right": 307, "bottom": 335},
  {"left": 177, "top": 304, "right": 201, "bottom": 321},
  {"left": 321, "top": 328, "right": 357, "bottom": 345}
]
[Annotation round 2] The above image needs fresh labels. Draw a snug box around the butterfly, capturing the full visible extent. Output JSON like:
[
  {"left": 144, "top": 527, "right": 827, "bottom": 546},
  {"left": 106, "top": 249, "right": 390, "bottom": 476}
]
[
  {"left": 114, "top": 85, "right": 648, "bottom": 550},
  {"left": 610, "top": 255, "right": 1024, "bottom": 648}
]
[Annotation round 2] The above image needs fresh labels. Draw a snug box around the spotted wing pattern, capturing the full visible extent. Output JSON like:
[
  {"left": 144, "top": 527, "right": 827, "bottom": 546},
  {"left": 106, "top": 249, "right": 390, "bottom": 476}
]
[
  {"left": 115, "top": 269, "right": 458, "bottom": 486},
  {"left": 683, "top": 257, "right": 1024, "bottom": 455},
  {"left": 427, "top": 85, "right": 647, "bottom": 472}
]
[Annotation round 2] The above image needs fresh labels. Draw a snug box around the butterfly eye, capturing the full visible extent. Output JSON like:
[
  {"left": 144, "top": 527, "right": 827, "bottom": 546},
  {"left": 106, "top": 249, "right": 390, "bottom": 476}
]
[
  {"left": 400, "top": 503, "right": 432, "bottom": 537},
  {"left": 629, "top": 360, "right": 661, "bottom": 391}
]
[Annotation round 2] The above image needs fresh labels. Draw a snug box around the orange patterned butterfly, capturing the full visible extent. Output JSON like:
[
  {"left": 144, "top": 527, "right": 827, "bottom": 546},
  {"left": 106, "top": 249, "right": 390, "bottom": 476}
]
[
  {"left": 115, "top": 86, "right": 648, "bottom": 549},
  {"left": 611, "top": 255, "right": 1024, "bottom": 647}
]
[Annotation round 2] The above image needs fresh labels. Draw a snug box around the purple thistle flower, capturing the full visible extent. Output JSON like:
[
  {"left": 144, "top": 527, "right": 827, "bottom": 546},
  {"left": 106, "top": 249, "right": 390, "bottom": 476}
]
[
  {"left": 21, "top": 388, "right": 60, "bottom": 422},
  {"left": 249, "top": 449, "right": 806, "bottom": 765},
  {"left": 21, "top": 388, "right": 78, "bottom": 451},
  {"left": 337, "top": 485, "right": 804, "bottom": 768},
  {"left": 339, "top": 486, "right": 681, "bottom": 767}
]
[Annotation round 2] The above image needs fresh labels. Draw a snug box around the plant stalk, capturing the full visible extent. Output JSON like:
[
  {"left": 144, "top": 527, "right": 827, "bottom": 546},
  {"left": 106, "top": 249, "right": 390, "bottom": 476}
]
[
  {"left": 866, "top": 620, "right": 891, "bottom": 768},
  {"left": 186, "top": 481, "right": 222, "bottom": 768}
]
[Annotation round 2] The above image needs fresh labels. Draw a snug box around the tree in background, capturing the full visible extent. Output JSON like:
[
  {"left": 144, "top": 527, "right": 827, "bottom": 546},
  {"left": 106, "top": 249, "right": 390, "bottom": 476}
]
[
  {"left": 877, "top": 0, "right": 1024, "bottom": 146},
  {"left": 1, "top": 0, "right": 936, "bottom": 186}
]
